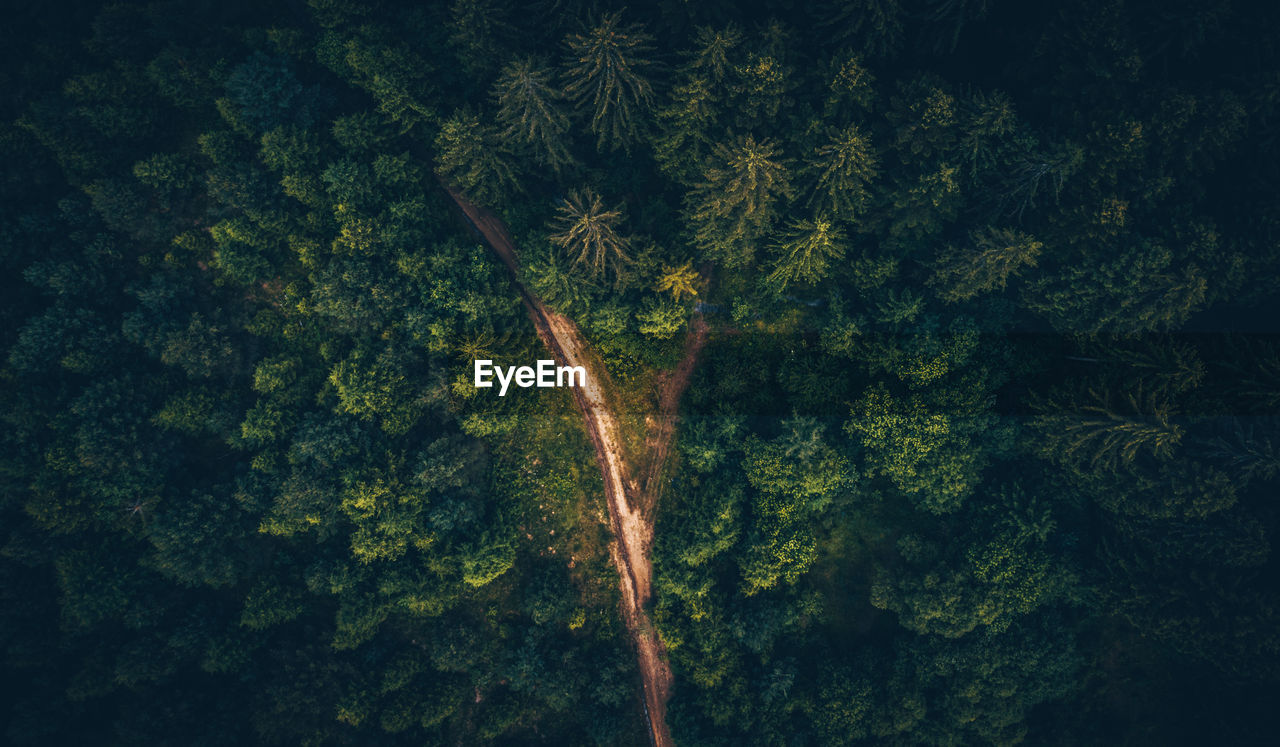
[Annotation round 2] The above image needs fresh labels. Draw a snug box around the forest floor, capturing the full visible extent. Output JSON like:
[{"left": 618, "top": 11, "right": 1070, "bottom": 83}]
[{"left": 440, "top": 181, "right": 706, "bottom": 747}]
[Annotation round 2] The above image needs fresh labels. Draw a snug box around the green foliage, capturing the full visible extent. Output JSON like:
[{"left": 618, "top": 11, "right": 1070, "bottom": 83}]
[
  {"left": 341, "top": 477, "right": 434, "bottom": 564},
  {"left": 1024, "top": 239, "right": 1208, "bottom": 333},
  {"left": 462, "top": 533, "right": 516, "bottom": 587},
  {"left": 737, "top": 420, "right": 851, "bottom": 595},
  {"left": 1033, "top": 385, "right": 1183, "bottom": 470},
  {"left": 930, "top": 227, "right": 1043, "bottom": 303},
  {"left": 765, "top": 216, "right": 847, "bottom": 291},
  {"left": 492, "top": 58, "right": 577, "bottom": 173},
  {"left": 240, "top": 578, "right": 305, "bottom": 630},
  {"left": 687, "top": 134, "right": 793, "bottom": 267},
  {"left": 328, "top": 346, "right": 426, "bottom": 435},
  {"left": 435, "top": 108, "right": 520, "bottom": 206},
  {"left": 824, "top": 52, "right": 875, "bottom": 115},
  {"left": 563, "top": 11, "right": 657, "bottom": 152},
  {"left": 635, "top": 297, "right": 687, "bottom": 339},
  {"left": 731, "top": 48, "right": 793, "bottom": 128},
  {"left": 448, "top": 0, "right": 516, "bottom": 77},
  {"left": 548, "top": 188, "right": 631, "bottom": 282},
  {"left": 225, "top": 52, "right": 326, "bottom": 133},
  {"left": 871, "top": 487, "right": 1076, "bottom": 637},
  {"left": 806, "top": 124, "right": 878, "bottom": 222},
  {"left": 5, "top": 2, "right": 1280, "bottom": 745},
  {"left": 847, "top": 381, "right": 1001, "bottom": 513},
  {"left": 132, "top": 152, "right": 198, "bottom": 193},
  {"left": 654, "top": 262, "right": 700, "bottom": 301},
  {"left": 320, "top": 30, "right": 437, "bottom": 130},
  {"left": 522, "top": 239, "right": 599, "bottom": 314}
]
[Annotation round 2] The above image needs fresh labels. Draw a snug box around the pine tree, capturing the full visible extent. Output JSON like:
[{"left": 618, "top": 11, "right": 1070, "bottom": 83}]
[
  {"left": 687, "top": 24, "right": 742, "bottom": 84},
  {"left": 957, "top": 90, "right": 1017, "bottom": 177},
  {"left": 731, "top": 51, "right": 791, "bottom": 127},
  {"left": 523, "top": 245, "right": 597, "bottom": 313},
  {"left": 1034, "top": 386, "right": 1184, "bottom": 470},
  {"left": 447, "top": 0, "right": 515, "bottom": 77},
  {"left": 815, "top": 0, "right": 907, "bottom": 57},
  {"left": 434, "top": 109, "right": 519, "bottom": 206},
  {"left": 824, "top": 53, "right": 875, "bottom": 117},
  {"left": 548, "top": 188, "right": 631, "bottom": 281},
  {"left": 652, "top": 25, "right": 743, "bottom": 184},
  {"left": 492, "top": 58, "right": 576, "bottom": 173},
  {"left": 806, "top": 124, "right": 878, "bottom": 222},
  {"left": 929, "top": 227, "right": 1042, "bottom": 303},
  {"left": 327, "top": 37, "right": 436, "bottom": 131},
  {"left": 653, "top": 76, "right": 718, "bottom": 184},
  {"left": 886, "top": 162, "right": 961, "bottom": 244},
  {"left": 562, "top": 12, "right": 657, "bottom": 151},
  {"left": 1023, "top": 239, "right": 1207, "bottom": 333},
  {"left": 687, "top": 134, "right": 793, "bottom": 268},
  {"left": 766, "top": 216, "right": 847, "bottom": 292}
]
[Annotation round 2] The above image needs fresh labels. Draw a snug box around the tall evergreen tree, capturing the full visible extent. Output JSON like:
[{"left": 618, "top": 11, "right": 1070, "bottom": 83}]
[
  {"left": 492, "top": 58, "right": 576, "bottom": 173},
  {"left": 766, "top": 216, "right": 847, "bottom": 291},
  {"left": 548, "top": 188, "right": 631, "bottom": 281},
  {"left": 1033, "top": 386, "right": 1184, "bottom": 471},
  {"left": 654, "top": 77, "right": 717, "bottom": 184},
  {"left": 448, "top": 0, "right": 516, "bottom": 77},
  {"left": 562, "top": 12, "right": 657, "bottom": 151},
  {"left": 806, "top": 123, "right": 878, "bottom": 223},
  {"left": 434, "top": 109, "right": 520, "bottom": 205},
  {"left": 687, "top": 134, "right": 793, "bottom": 267},
  {"left": 929, "top": 227, "right": 1042, "bottom": 303},
  {"left": 687, "top": 24, "right": 742, "bottom": 84}
]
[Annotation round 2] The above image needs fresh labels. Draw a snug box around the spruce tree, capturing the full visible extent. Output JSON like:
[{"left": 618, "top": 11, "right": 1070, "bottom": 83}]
[
  {"left": 929, "top": 227, "right": 1042, "bottom": 303},
  {"left": 766, "top": 216, "right": 847, "bottom": 292},
  {"left": 687, "top": 134, "right": 793, "bottom": 268},
  {"left": 562, "top": 12, "right": 657, "bottom": 151},
  {"left": 548, "top": 188, "right": 631, "bottom": 281},
  {"left": 807, "top": 124, "right": 878, "bottom": 222},
  {"left": 492, "top": 58, "right": 576, "bottom": 173},
  {"left": 434, "top": 109, "right": 520, "bottom": 205}
]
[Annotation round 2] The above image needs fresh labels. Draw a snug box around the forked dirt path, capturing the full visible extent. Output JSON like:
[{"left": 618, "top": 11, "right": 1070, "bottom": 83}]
[
  {"left": 440, "top": 181, "right": 705, "bottom": 747},
  {"left": 638, "top": 315, "right": 708, "bottom": 513}
]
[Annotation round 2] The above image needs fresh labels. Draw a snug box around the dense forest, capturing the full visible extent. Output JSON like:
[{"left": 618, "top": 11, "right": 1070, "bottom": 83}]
[{"left": 2, "top": 0, "right": 1279, "bottom": 744}]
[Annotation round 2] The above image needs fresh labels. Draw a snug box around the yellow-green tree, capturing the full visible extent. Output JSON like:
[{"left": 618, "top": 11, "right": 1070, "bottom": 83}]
[
  {"left": 548, "top": 188, "right": 631, "bottom": 281},
  {"left": 766, "top": 216, "right": 848, "bottom": 291},
  {"left": 654, "top": 262, "right": 700, "bottom": 301},
  {"left": 687, "top": 134, "right": 793, "bottom": 268}
]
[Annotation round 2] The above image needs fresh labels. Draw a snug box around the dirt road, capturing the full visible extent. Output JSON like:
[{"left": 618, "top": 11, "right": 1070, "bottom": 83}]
[
  {"left": 639, "top": 315, "right": 708, "bottom": 512},
  {"left": 440, "top": 181, "right": 697, "bottom": 747}
]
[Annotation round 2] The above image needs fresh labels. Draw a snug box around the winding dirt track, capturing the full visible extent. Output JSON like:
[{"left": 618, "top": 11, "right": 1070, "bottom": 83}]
[{"left": 440, "top": 181, "right": 705, "bottom": 747}]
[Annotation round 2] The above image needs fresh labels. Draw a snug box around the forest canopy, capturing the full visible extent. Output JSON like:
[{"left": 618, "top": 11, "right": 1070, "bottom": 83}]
[{"left": 2, "top": 0, "right": 1279, "bottom": 745}]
